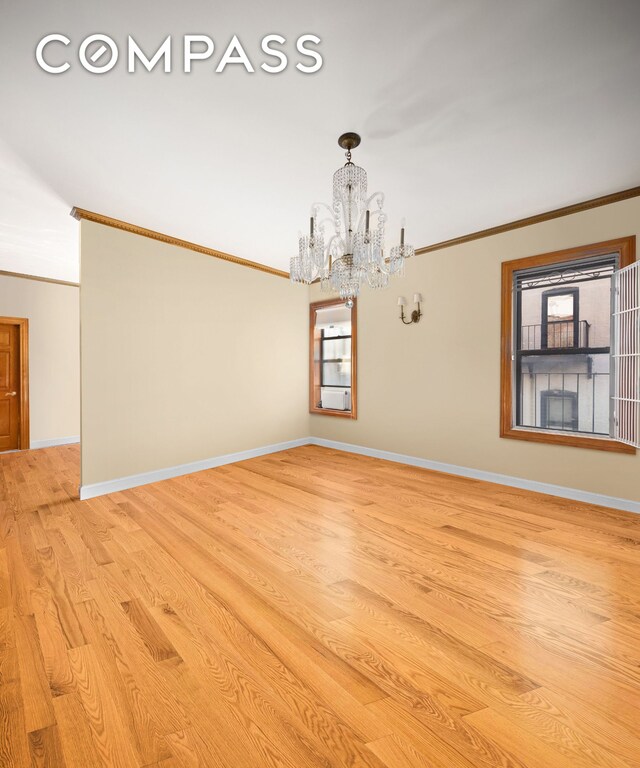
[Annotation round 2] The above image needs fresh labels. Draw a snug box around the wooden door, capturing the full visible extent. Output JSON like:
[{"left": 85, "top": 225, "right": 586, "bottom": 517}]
[{"left": 0, "top": 323, "right": 20, "bottom": 450}]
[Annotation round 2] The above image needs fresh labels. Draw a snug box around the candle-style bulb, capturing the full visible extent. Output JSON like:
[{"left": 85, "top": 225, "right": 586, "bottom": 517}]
[
  {"left": 365, "top": 210, "right": 370, "bottom": 232},
  {"left": 400, "top": 217, "right": 406, "bottom": 246},
  {"left": 310, "top": 217, "right": 314, "bottom": 236}
]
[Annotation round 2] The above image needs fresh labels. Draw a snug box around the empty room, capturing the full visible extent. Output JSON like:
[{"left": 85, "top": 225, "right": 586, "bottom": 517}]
[{"left": 1, "top": 1, "right": 640, "bottom": 766}]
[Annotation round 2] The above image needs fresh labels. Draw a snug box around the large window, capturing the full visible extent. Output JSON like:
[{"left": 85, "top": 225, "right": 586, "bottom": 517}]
[
  {"left": 309, "top": 299, "right": 357, "bottom": 418},
  {"left": 501, "top": 237, "right": 636, "bottom": 453}
]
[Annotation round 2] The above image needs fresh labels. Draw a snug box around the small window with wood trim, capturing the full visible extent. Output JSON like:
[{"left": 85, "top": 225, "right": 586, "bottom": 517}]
[
  {"left": 310, "top": 298, "right": 357, "bottom": 418},
  {"left": 501, "top": 236, "right": 637, "bottom": 453}
]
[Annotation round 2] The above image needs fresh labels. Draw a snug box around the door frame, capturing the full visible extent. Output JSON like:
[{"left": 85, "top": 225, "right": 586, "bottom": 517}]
[{"left": 0, "top": 316, "right": 29, "bottom": 450}]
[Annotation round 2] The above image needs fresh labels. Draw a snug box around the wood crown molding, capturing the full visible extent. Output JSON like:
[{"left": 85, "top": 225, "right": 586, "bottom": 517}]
[
  {"left": 72, "top": 185, "right": 640, "bottom": 280},
  {"left": 0, "top": 269, "right": 79, "bottom": 288},
  {"left": 415, "top": 185, "right": 640, "bottom": 255},
  {"left": 71, "top": 207, "right": 289, "bottom": 279}
]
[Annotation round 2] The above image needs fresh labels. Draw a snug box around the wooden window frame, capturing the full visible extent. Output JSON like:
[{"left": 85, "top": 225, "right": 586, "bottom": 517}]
[
  {"left": 0, "top": 316, "right": 29, "bottom": 450},
  {"left": 500, "top": 236, "right": 636, "bottom": 454},
  {"left": 309, "top": 298, "right": 357, "bottom": 419}
]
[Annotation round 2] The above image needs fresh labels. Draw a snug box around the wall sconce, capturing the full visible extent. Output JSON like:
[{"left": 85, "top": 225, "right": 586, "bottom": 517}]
[{"left": 397, "top": 294, "right": 422, "bottom": 325}]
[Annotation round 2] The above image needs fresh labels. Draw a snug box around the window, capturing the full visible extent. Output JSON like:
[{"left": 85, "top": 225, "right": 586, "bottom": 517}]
[
  {"left": 309, "top": 298, "right": 357, "bottom": 418},
  {"left": 542, "top": 288, "right": 578, "bottom": 349},
  {"left": 541, "top": 390, "right": 578, "bottom": 431},
  {"left": 501, "top": 237, "right": 636, "bottom": 453}
]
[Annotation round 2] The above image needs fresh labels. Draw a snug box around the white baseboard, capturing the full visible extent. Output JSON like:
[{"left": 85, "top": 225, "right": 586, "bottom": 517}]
[
  {"left": 79, "top": 438, "right": 310, "bottom": 500},
  {"left": 309, "top": 437, "right": 640, "bottom": 515},
  {"left": 78, "top": 433, "right": 640, "bottom": 514},
  {"left": 31, "top": 436, "right": 80, "bottom": 449}
]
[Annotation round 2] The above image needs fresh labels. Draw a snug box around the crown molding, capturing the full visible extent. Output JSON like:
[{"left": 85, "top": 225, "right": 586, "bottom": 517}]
[
  {"left": 0, "top": 269, "right": 79, "bottom": 287},
  {"left": 415, "top": 185, "right": 640, "bottom": 255},
  {"left": 72, "top": 185, "right": 640, "bottom": 282},
  {"left": 71, "top": 207, "right": 290, "bottom": 279}
]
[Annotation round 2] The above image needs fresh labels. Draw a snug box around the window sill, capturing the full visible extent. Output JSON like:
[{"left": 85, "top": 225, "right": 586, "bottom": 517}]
[
  {"left": 309, "top": 406, "right": 356, "bottom": 419},
  {"left": 500, "top": 426, "right": 636, "bottom": 454}
]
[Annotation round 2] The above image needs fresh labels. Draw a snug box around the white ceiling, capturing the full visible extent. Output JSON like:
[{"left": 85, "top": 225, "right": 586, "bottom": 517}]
[
  {"left": 0, "top": 137, "right": 78, "bottom": 282},
  {"left": 1, "top": 0, "right": 639, "bottom": 283}
]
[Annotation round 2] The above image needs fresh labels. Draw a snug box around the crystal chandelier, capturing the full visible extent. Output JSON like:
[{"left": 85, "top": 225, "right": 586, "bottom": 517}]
[{"left": 290, "top": 132, "right": 414, "bottom": 307}]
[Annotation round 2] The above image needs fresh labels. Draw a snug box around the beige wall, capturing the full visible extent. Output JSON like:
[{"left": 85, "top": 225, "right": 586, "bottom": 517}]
[
  {"left": 0, "top": 274, "right": 79, "bottom": 444},
  {"left": 310, "top": 196, "right": 640, "bottom": 503},
  {"left": 80, "top": 197, "right": 640, "bottom": 502},
  {"left": 80, "top": 221, "right": 308, "bottom": 487}
]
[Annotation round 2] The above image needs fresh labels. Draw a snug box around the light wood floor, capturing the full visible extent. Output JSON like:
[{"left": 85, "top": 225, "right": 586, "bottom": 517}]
[{"left": 1, "top": 444, "right": 640, "bottom": 767}]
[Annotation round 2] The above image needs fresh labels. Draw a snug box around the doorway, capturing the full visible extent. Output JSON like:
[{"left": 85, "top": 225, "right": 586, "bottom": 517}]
[{"left": 0, "top": 317, "right": 29, "bottom": 451}]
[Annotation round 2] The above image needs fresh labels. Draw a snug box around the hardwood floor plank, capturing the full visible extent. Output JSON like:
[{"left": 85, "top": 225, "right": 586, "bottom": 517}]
[
  {"left": 28, "top": 725, "right": 67, "bottom": 768},
  {"left": 14, "top": 612, "right": 56, "bottom": 733},
  {"left": 0, "top": 606, "right": 30, "bottom": 768},
  {"left": 29, "top": 587, "right": 76, "bottom": 697},
  {"left": 165, "top": 727, "right": 240, "bottom": 768},
  {"left": 26, "top": 507, "right": 50, "bottom": 550},
  {"left": 0, "top": 546, "right": 9, "bottom": 610},
  {"left": 35, "top": 544, "right": 86, "bottom": 648},
  {"left": 482, "top": 638, "right": 640, "bottom": 734},
  {"left": 41, "top": 527, "right": 94, "bottom": 604},
  {"left": 53, "top": 693, "right": 104, "bottom": 768},
  {"left": 121, "top": 598, "right": 181, "bottom": 663},
  {"left": 366, "top": 733, "right": 436, "bottom": 768},
  {"left": 76, "top": 598, "right": 174, "bottom": 765},
  {"left": 463, "top": 705, "right": 628, "bottom": 768},
  {"left": 143, "top": 760, "right": 181, "bottom": 768},
  {"left": 67, "top": 644, "right": 140, "bottom": 768},
  {"left": 366, "top": 695, "right": 526, "bottom": 768},
  {"left": 13, "top": 515, "right": 44, "bottom": 614},
  {"left": 525, "top": 686, "right": 640, "bottom": 768},
  {"left": 6, "top": 536, "right": 36, "bottom": 617}
]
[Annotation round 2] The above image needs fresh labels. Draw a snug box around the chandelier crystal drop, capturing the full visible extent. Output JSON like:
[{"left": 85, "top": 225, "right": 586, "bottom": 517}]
[{"left": 290, "top": 132, "right": 414, "bottom": 307}]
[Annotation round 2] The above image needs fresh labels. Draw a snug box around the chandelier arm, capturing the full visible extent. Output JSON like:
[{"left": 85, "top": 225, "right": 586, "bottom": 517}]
[
  {"left": 317, "top": 216, "right": 336, "bottom": 233},
  {"left": 310, "top": 202, "right": 335, "bottom": 220},
  {"left": 378, "top": 259, "right": 392, "bottom": 276},
  {"left": 324, "top": 233, "right": 346, "bottom": 259},
  {"left": 364, "top": 191, "right": 385, "bottom": 211}
]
